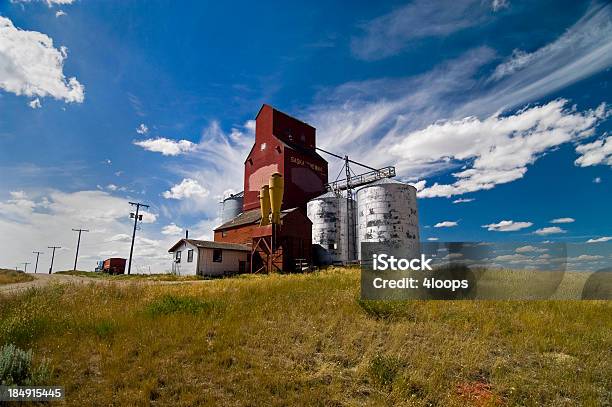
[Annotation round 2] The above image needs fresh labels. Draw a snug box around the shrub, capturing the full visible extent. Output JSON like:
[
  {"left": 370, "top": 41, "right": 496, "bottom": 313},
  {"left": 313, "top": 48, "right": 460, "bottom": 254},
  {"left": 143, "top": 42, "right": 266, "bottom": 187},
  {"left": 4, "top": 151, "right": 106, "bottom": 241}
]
[{"left": 0, "top": 343, "right": 51, "bottom": 385}]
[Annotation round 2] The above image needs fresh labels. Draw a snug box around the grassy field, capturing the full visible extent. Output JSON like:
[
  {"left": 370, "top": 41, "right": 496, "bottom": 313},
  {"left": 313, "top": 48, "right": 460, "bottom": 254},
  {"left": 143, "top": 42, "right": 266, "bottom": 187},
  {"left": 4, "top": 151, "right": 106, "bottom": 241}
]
[
  {"left": 0, "top": 267, "right": 610, "bottom": 406},
  {"left": 0, "top": 268, "right": 34, "bottom": 285}
]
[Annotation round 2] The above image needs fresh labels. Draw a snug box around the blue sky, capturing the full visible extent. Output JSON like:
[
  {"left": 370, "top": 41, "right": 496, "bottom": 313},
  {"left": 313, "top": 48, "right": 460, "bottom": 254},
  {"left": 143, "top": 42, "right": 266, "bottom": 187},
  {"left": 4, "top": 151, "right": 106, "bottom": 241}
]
[{"left": 0, "top": 0, "right": 610, "bottom": 272}]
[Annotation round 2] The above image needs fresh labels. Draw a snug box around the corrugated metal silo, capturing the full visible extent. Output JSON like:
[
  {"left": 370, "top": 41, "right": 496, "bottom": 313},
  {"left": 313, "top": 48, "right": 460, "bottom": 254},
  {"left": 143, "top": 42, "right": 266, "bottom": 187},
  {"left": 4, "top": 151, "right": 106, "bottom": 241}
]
[
  {"left": 356, "top": 179, "right": 419, "bottom": 260},
  {"left": 221, "top": 192, "right": 244, "bottom": 223},
  {"left": 307, "top": 191, "right": 357, "bottom": 264}
]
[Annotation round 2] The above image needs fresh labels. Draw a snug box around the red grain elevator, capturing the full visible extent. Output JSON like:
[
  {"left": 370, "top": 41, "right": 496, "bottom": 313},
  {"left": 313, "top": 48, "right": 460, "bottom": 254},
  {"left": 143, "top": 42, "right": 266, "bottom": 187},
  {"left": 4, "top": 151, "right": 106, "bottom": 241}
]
[
  {"left": 243, "top": 104, "right": 328, "bottom": 212},
  {"left": 214, "top": 104, "right": 328, "bottom": 272}
]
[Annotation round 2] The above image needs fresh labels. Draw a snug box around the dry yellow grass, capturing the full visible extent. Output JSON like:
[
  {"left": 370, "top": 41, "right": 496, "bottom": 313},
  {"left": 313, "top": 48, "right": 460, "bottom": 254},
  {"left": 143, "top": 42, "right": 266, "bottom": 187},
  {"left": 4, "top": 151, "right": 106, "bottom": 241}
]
[
  {"left": 0, "top": 268, "right": 610, "bottom": 406},
  {"left": 0, "top": 269, "right": 34, "bottom": 285}
]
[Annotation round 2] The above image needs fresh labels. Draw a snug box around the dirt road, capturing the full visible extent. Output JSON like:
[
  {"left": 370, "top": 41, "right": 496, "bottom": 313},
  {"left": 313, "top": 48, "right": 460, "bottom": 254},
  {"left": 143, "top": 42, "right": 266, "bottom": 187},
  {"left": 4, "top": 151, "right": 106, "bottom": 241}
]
[
  {"left": 0, "top": 273, "right": 112, "bottom": 296},
  {"left": 0, "top": 273, "right": 211, "bottom": 296}
]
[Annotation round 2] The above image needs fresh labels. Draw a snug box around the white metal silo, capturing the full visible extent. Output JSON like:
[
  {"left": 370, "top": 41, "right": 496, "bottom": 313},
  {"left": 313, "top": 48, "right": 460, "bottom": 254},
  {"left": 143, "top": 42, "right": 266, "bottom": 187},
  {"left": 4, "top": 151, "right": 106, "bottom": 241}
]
[
  {"left": 356, "top": 179, "right": 419, "bottom": 260},
  {"left": 307, "top": 191, "right": 357, "bottom": 264},
  {"left": 221, "top": 192, "right": 243, "bottom": 223}
]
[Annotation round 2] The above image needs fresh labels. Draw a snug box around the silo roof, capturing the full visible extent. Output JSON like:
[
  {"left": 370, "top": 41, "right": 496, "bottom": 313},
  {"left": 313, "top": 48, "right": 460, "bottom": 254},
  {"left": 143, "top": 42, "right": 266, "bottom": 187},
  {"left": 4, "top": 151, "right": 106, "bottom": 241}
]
[
  {"left": 355, "top": 177, "right": 417, "bottom": 192},
  {"left": 310, "top": 191, "right": 339, "bottom": 200}
]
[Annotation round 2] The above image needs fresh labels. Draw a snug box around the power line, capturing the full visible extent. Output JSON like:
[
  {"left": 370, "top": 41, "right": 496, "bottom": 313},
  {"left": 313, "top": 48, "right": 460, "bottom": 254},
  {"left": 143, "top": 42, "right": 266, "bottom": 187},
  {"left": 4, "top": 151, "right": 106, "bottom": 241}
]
[
  {"left": 32, "top": 251, "right": 43, "bottom": 274},
  {"left": 22, "top": 262, "right": 31, "bottom": 273},
  {"left": 128, "top": 201, "right": 149, "bottom": 275},
  {"left": 48, "top": 246, "right": 61, "bottom": 274},
  {"left": 71, "top": 228, "right": 89, "bottom": 271}
]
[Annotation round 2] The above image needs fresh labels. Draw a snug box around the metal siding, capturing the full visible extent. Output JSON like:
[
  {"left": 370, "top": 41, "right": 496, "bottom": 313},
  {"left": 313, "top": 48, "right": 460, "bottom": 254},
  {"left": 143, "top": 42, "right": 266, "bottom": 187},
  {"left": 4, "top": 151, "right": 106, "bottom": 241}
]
[
  {"left": 307, "top": 192, "right": 356, "bottom": 264},
  {"left": 221, "top": 195, "right": 243, "bottom": 223},
  {"left": 356, "top": 181, "right": 420, "bottom": 260}
]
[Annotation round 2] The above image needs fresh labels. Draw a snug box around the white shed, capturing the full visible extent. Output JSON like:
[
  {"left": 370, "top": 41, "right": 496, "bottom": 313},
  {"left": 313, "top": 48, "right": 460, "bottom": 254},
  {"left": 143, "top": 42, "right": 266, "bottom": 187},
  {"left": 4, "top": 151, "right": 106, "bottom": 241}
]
[{"left": 168, "top": 239, "right": 251, "bottom": 277}]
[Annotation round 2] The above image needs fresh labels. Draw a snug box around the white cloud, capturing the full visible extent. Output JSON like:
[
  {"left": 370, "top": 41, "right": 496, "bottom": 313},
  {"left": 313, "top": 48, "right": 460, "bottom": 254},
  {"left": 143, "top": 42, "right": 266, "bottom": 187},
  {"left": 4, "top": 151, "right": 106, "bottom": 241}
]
[
  {"left": 106, "top": 234, "right": 131, "bottom": 243},
  {"left": 163, "top": 178, "right": 209, "bottom": 200},
  {"left": 136, "top": 123, "right": 148, "bottom": 135},
  {"left": 534, "top": 226, "right": 566, "bottom": 236},
  {"left": 452, "top": 198, "right": 474, "bottom": 204},
  {"left": 28, "top": 98, "right": 41, "bottom": 109},
  {"left": 161, "top": 223, "right": 183, "bottom": 236},
  {"left": 160, "top": 121, "right": 254, "bottom": 215},
  {"left": 0, "top": 189, "right": 174, "bottom": 273},
  {"left": 482, "top": 220, "right": 533, "bottom": 232},
  {"left": 575, "top": 136, "right": 612, "bottom": 167},
  {"left": 138, "top": 211, "right": 157, "bottom": 224},
  {"left": 593, "top": 177, "right": 602, "bottom": 183},
  {"left": 427, "top": 237, "right": 439, "bottom": 241},
  {"left": 515, "top": 245, "right": 546, "bottom": 253},
  {"left": 550, "top": 217, "right": 575, "bottom": 224},
  {"left": 587, "top": 236, "right": 612, "bottom": 243},
  {"left": 0, "top": 16, "right": 84, "bottom": 103},
  {"left": 350, "top": 0, "right": 498, "bottom": 61},
  {"left": 568, "top": 254, "right": 604, "bottom": 262},
  {"left": 434, "top": 221, "right": 458, "bottom": 228},
  {"left": 55, "top": 10, "right": 66, "bottom": 17},
  {"left": 400, "top": 100, "right": 609, "bottom": 198},
  {"left": 492, "top": 254, "right": 529, "bottom": 262},
  {"left": 133, "top": 137, "right": 195, "bottom": 156},
  {"left": 308, "top": 4, "right": 611, "bottom": 201}
]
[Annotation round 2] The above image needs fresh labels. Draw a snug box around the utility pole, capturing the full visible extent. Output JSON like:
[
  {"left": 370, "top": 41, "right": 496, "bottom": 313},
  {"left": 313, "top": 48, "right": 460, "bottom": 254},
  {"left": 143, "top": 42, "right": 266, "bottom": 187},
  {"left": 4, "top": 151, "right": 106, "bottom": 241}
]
[
  {"left": 72, "top": 228, "right": 89, "bottom": 271},
  {"left": 32, "top": 251, "right": 43, "bottom": 273},
  {"left": 48, "top": 246, "right": 61, "bottom": 274},
  {"left": 22, "top": 262, "right": 31, "bottom": 273},
  {"left": 128, "top": 201, "right": 149, "bottom": 275}
]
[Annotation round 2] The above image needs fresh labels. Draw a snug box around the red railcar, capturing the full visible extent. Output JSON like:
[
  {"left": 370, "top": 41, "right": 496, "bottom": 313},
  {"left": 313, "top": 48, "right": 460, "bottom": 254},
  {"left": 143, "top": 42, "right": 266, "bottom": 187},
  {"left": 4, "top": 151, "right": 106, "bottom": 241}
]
[{"left": 103, "top": 258, "right": 126, "bottom": 275}]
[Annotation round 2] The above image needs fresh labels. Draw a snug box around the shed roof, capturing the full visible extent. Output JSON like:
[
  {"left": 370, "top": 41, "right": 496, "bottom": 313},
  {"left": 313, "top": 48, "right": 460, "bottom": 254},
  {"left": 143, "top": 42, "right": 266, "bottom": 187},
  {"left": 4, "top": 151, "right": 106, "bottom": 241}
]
[
  {"left": 214, "top": 207, "right": 300, "bottom": 231},
  {"left": 168, "top": 239, "right": 250, "bottom": 253}
]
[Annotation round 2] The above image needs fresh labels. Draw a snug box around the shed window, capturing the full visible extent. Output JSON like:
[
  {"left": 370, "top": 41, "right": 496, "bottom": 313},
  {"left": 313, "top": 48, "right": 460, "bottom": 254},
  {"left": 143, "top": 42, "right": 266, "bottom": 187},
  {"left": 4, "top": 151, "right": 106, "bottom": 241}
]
[
  {"left": 187, "top": 249, "right": 194, "bottom": 263},
  {"left": 213, "top": 249, "right": 222, "bottom": 263},
  {"left": 175, "top": 251, "right": 181, "bottom": 263}
]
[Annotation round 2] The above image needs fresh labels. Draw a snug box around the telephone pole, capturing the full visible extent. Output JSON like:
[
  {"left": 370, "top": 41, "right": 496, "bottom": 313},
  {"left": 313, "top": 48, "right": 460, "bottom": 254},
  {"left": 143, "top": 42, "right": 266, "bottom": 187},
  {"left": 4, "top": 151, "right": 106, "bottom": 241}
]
[
  {"left": 22, "top": 262, "right": 31, "bottom": 273},
  {"left": 48, "top": 246, "right": 61, "bottom": 274},
  {"left": 72, "top": 228, "right": 89, "bottom": 271},
  {"left": 128, "top": 201, "right": 149, "bottom": 275},
  {"left": 32, "top": 251, "right": 43, "bottom": 273}
]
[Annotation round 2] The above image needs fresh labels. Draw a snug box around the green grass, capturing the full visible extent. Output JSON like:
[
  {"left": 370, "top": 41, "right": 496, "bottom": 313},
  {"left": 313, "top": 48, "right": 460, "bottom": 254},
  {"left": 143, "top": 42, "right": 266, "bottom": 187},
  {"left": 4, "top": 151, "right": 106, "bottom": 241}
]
[
  {"left": 0, "top": 269, "right": 34, "bottom": 285},
  {"left": 55, "top": 270, "right": 203, "bottom": 281},
  {"left": 0, "top": 268, "right": 609, "bottom": 406}
]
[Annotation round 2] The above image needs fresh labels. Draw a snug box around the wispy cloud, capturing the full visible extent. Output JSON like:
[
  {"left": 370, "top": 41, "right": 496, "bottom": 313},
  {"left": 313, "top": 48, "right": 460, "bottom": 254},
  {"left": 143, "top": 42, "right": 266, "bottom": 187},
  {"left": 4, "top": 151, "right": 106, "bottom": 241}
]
[
  {"left": 351, "top": 0, "right": 502, "bottom": 60},
  {"left": 550, "top": 217, "right": 575, "bottom": 224},
  {"left": 310, "top": 4, "right": 612, "bottom": 197}
]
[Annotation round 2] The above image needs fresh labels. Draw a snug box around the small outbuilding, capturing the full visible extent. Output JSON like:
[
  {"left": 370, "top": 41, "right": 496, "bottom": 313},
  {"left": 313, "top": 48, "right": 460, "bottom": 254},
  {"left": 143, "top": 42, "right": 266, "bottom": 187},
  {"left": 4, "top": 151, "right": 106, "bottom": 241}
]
[{"left": 168, "top": 239, "right": 250, "bottom": 277}]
